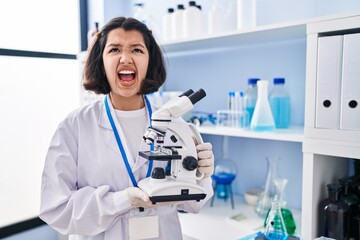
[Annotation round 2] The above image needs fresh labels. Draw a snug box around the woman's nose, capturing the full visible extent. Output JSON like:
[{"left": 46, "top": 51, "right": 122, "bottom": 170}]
[{"left": 120, "top": 54, "right": 133, "bottom": 64}]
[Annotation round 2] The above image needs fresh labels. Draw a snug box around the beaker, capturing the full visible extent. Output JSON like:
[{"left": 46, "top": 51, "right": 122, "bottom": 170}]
[
  {"left": 264, "top": 201, "right": 288, "bottom": 240},
  {"left": 265, "top": 178, "right": 296, "bottom": 235},
  {"left": 255, "top": 157, "right": 279, "bottom": 217},
  {"left": 251, "top": 80, "right": 275, "bottom": 131}
]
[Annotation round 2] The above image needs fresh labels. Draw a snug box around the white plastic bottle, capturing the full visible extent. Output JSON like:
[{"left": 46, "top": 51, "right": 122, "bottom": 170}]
[
  {"left": 237, "top": 0, "right": 257, "bottom": 30},
  {"left": 208, "top": 0, "right": 226, "bottom": 35},
  {"left": 184, "top": 1, "right": 203, "bottom": 39},
  {"left": 251, "top": 80, "right": 275, "bottom": 131},
  {"left": 162, "top": 8, "right": 174, "bottom": 42},
  {"left": 172, "top": 4, "right": 185, "bottom": 40},
  {"left": 133, "top": 3, "right": 162, "bottom": 40},
  {"left": 269, "top": 77, "right": 290, "bottom": 128},
  {"left": 87, "top": 22, "right": 99, "bottom": 48}
]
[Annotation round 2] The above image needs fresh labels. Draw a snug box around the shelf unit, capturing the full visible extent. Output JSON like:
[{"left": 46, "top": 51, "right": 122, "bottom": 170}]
[
  {"left": 158, "top": 11, "right": 360, "bottom": 240},
  {"left": 301, "top": 14, "right": 360, "bottom": 240}
]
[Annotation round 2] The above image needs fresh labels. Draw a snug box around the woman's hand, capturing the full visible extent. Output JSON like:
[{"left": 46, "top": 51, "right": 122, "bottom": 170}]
[{"left": 196, "top": 142, "right": 214, "bottom": 178}]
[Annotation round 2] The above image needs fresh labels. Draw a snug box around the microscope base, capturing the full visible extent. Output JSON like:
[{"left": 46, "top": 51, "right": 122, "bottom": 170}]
[{"left": 138, "top": 177, "right": 207, "bottom": 204}]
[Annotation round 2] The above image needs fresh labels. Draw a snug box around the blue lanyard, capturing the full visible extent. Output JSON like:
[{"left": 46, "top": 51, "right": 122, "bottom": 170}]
[{"left": 104, "top": 95, "right": 154, "bottom": 187}]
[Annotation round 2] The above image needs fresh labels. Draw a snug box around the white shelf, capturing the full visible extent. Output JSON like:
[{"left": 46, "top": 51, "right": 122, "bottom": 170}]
[
  {"left": 160, "top": 11, "right": 360, "bottom": 54},
  {"left": 198, "top": 125, "right": 304, "bottom": 143},
  {"left": 161, "top": 21, "right": 307, "bottom": 54}
]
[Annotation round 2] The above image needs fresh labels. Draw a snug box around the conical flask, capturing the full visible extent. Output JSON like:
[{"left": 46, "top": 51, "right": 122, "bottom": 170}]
[
  {"left": 264, "top": 178, "right": 296, "bottom": 235},
  {"left": 264, "top": 201, "right": 288, "bottom": 240},
  {"left": 255, "top": 157, "right": 279, "bottom": 217},
  {"left": 251, "top": 80, "right": 275, "bottom": 131}
]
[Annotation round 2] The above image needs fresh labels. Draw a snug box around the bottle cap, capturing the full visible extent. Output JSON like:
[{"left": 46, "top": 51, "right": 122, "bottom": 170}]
[
  {"left": 168, "top": 8, "right": 174, "bottom": 13},
  {"left": 248, "top": 78, "right": 260, "bottom": 85},
  {"left": 228, "top": 91, "right": 235, "bottom": 96},
  {"left": 178, "top": 4, "right": 185, "bottom": 10},
  {"left": 189, "top": 1, "right": 196, "bottom": 6},
  {"left": 274, "top": 78, "right": 285, "bottom": 84}
]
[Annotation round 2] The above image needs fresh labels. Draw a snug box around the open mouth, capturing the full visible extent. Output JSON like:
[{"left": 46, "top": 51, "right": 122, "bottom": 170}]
[{"left": 118, "top": 70, "right": 136, "bottom": 81}]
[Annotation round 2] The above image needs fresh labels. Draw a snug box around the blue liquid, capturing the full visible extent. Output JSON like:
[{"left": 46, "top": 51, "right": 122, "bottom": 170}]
[
  {"left": 251, "top": 125, "right": 275, "bottom": 132},
  {"left": 265, "top": 232, "right": 287, "bottom": 240},
  {"left": 270, "top": 96, "right": 290, "bottom": 128},
  {"left": 212, "top": 173, "right": 236, "bottom": 199},
  {"left": 246, "top": 107, "right": 255, "bottom": 122}
]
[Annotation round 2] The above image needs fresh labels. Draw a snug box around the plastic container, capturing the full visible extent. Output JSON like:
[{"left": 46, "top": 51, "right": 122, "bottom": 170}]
[
  {"left": 133, "top": 3, "right": 162, "bottom": 40},
  {"left": 237, "top": 0, "right": 257, "bottom": 30},
  {"left": 208, "top": 0, "right": 226, "bottom": 35},
  {"left": 251, "top": 80, "right": 275, "bottom": 132},
  {"left": 162, "top": 8, "right": 174, "bottom": 41},
  {"left": 184, "top": 1, "right": 203, "bottom": 39},
  {"left": 87, "top": 22, "right": 99, "bottom": 48},
  {"left": 244, "top": 78, "right": 259, "bottom": 123},
  {"left": 172, "top": 4, "right": 185, "bottom": 40},
  {"left": 270, "top": 78, "right": 290, "bottom": 128}
]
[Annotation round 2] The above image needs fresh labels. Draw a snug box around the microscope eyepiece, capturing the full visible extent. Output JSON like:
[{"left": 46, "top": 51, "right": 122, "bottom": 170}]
[
  {"left": 179, "top": 89, "right": 194, "bottom": 97},
  {"left": 188, "top": 89, "right": 206, "bottom": 105}
]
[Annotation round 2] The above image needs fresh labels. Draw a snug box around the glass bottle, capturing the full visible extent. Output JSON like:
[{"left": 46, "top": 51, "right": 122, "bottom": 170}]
[
  {"left": 251, "top": 80, "right": 275, "bottom": 132},
  {"left": 323, "top": 183, "right": 350, "bottom": 240},
  {"left": 264, "top": 201, "right": 288, "bottom": 240},
  {"left": 338, "top": 177, "right": 359, "bottom": 239},
  {"left": 244, "top": 78, "right": 259, "bottom": 123},
  {"left": 269, "top": 77, "right": 290, "bottom": 129},
  {"left": 264, "top": 178, "right": 296, "bottom": 235},
  {"left": 255, "top": 157, "right": 279, "bottom": 217}
]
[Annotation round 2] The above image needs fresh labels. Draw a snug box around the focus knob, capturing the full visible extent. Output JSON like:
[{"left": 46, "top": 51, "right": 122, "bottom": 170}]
[
  {"left": 182, "top": 156, "right": 198, "bottom": 171},
  {"left": 151, "top": 167, "right": 166, "bottom": 179}
]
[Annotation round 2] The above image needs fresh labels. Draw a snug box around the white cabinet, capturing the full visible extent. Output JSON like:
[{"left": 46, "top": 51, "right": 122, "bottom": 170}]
[
  {"left": 302, "top": 14, "right": 360, "bottom": 239},
  {"left": 161, "top": 11, "right": 360, "bottom": 239}
]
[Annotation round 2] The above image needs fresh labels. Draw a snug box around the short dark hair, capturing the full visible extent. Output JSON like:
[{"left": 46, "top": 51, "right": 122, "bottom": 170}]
[{"left": 83, "top": 17, "right": 166, "bottom": 95}]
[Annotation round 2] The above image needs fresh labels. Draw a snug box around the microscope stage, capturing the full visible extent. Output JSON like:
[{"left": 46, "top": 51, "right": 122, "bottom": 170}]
[{"left": 139, "top": 151, "right": 182, "bottom": 160}]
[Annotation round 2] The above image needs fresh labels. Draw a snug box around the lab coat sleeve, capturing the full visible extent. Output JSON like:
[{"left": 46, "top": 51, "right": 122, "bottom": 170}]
[
  {"left": 39, "top": 120, "right": 132, "bottom": 236},
  {"left": 177, "top": 176, "right": 214, "bottom": 213}
]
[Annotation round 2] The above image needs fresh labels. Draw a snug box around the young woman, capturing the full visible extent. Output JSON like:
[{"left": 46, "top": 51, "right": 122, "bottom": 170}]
[{"left": 40, "top": 17, "right": 214, "bottom": 240}]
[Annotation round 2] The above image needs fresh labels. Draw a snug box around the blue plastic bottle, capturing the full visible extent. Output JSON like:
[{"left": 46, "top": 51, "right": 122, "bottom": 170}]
[
  {"left": 269, "top": 78, "right": 290, "bottom": 128},
  {"left": 244, "top": 78, "right": 260, "bottom": 123}
]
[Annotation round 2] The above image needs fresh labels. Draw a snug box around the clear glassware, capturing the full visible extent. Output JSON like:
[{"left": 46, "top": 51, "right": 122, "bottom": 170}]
[
  {"left": 265, "top": 178, "right": 296, "bottom": 235},
  {"left": 255, "top": 156, "right": 279, "bottom": 217},
  {"left": 251, "top": 80, "right": 275, "bottom": 132},
  {"left": 264, "top": 201, "right": 288, "bottom": 240}
]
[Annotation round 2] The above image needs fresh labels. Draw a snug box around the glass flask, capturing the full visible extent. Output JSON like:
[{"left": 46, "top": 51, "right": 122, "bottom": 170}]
[
  {"left": 264, "top": 201, "right": 288, "bottom": 240},
  {"left": 251, "top": 80, "right": 275, "bottom": 131},
  {"left": 264, "top": 178, "right": 296, "bottom": 235},
  {"left": 212, "top": 160, "right": 237, "bottom": 199},
  {"left": 255, "top": 157, "right": 279, "bottom": 217}
]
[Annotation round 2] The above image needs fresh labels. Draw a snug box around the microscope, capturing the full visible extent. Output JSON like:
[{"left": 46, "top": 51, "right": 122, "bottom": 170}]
[{"left": 138, "top": 89, "right": 207, "bottom": 204}]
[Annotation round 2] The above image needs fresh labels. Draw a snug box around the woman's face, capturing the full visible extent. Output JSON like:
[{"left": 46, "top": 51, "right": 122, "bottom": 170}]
[{"left": 102, "top": 28, "right": 149, "bottom": 102}]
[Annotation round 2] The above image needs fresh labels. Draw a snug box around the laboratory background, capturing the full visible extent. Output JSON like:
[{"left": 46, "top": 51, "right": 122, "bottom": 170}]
[{"left": 0, "top": 0, "right": 359, "bottom": 239}]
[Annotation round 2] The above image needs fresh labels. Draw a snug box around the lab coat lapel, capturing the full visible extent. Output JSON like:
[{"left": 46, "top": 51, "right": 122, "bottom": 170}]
[
  {"left": 98, "top": 95, "right": 135, "bottom": 167},
  {"left": 132, "top": 100, "right": 155, "bottom": 173}
]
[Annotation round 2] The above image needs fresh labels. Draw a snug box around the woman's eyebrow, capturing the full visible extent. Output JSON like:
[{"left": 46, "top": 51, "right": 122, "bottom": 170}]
[
  {"left": 105, "top": 43, "right": 122, "bottom": 48},
  {"left": 131, "top": 43, "right": 146, "bottom": 48}
]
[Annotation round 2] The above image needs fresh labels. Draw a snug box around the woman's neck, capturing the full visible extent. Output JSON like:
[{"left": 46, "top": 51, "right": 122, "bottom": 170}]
[{"left": 110, "top": 93, "right": 144, "bottom": 111}]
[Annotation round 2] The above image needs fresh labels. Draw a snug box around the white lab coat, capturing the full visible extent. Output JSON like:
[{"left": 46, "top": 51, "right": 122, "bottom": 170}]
[{"left": 40, "top": 95, "right": 213, "bottom": 240}]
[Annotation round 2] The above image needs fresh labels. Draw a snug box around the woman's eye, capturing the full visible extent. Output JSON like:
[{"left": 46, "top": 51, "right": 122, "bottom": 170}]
[
  {"left": 110, "top": 48, "right": 120, "bottom": 53},
  {"left": 133, "top": 48, "right": 143, "bottom": 53}
]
